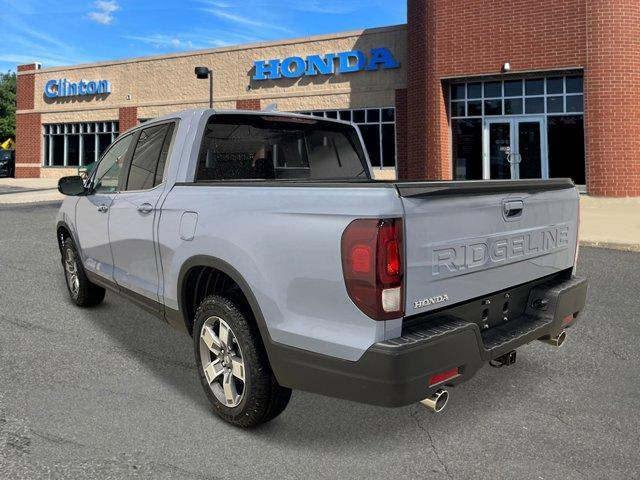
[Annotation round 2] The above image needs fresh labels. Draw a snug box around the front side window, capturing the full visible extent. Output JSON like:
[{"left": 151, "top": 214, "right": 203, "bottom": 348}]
[
  {"left": 196, "top": 114, "right": 368, "bottom": 181},
  {"left": 125, "top": 123, "right": 173, "bottom": 191},
  {"left": 92, "top": 134, "right": 134, "bottom": 193}
]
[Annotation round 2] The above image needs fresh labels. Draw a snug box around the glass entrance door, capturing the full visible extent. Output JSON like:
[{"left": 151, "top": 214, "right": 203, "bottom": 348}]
[
  {"left": 515, "top": 119, "right": 543, "bottom": 179},
  {"left": 486, "top": 121, "right": 513, "bottom": 179},
  {"left": 483, "top": 117, "right": 546, "bottom": 179}
]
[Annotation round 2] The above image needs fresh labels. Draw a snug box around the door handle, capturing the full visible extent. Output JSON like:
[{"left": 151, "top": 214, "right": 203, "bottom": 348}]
[
  {"left": 97, "top": 204, "right": 109, "bottom": 213},
  {"left": 137, "top": 203, "right": 154, "bottom": 215},
  {"left": 503, "top": 200, "right": 524, "bottom": 219}
]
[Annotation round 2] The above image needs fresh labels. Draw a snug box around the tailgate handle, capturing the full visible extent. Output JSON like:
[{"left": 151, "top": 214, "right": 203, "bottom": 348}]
[{"left": 503, "top": 200, "right": 524, "bottom": 218}]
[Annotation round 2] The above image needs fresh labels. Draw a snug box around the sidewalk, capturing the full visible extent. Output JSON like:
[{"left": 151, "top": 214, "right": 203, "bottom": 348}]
[
  {"left": 0, "top": 178, "right": 638, "bottom": 251},
  {"left": 0, "top": 178, "right": 62, "bottom": 204},
  {"left": 579, "top": 196, "right": 640, "bottom": 252}
]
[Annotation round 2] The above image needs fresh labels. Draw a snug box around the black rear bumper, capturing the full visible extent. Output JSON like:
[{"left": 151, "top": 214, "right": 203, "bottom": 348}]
[{"left": 269, "top": 275, "right": 587, "bottom": 407}]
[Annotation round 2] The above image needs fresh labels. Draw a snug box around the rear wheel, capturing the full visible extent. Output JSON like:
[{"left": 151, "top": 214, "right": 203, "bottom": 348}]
[
  {"left": 62, "top": 238, "right": 106, "bottom": 307},
  {"left": 193, "top": 294, "right": 291, "bottom": 427}
]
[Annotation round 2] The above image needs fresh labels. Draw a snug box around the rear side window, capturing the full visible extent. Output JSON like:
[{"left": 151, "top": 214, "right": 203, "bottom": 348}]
[
  {"left": 125, "top": 123, "right": 174, "bottom": 191},
  {"left": 196, "top": 114, "right": 368, "bottom": 181}
]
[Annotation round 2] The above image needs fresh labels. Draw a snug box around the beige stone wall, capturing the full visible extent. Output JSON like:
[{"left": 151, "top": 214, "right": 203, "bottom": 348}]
[
  {"left": 137, "top": 101, "right": 236, "bottom": 121},
  {"left": 24, "top": 25, "right": 406, "bottom": 119},
  {"left": 41, "top": 109, "right": 120, "bottom": 124},
  {"left": 371, "top": 168, "right": 398, "bottom": 181},
  {"left": 40, "top": 167, "right": 79, "bottom": 179}
]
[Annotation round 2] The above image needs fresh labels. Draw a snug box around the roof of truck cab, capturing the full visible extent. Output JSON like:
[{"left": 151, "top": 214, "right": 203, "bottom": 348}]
[{"left": 141, "top": 108, "right": 353, "bottom": 128}]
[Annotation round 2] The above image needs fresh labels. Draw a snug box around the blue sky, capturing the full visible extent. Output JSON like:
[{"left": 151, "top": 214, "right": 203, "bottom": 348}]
[{"left": 0, "top": 0, "right": 407, "bottom": 73}]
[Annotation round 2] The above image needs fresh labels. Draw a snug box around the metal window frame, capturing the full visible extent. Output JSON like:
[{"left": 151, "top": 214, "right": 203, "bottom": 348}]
[
  {"left": 482, "top": 115, "right": 548, "bottom": 180},
  {"left": 449, "top": 75, "right": 584, "bottom": 182},
  {"left": 42, "top": 121, "right": 119, "bottom": 167},
  {"left": 450, "top": 75, "right": 584, "bottom": 120}
]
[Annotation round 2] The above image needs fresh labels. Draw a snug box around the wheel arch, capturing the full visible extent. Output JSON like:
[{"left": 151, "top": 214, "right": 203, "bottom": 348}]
[
  {"left": 177, "top": 255, "right": 274, "bottom": 351},
  {"left": 56, "top": 221, "right": 75, "bottom": 254}
]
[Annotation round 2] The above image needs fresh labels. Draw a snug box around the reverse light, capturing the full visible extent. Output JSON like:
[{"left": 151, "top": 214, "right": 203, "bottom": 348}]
[
  {"left": 341, "top": 218, "right": 404, "bottom": 320},
  {"left": 428, "top": 367, "right": 459, "bottom": 387}
]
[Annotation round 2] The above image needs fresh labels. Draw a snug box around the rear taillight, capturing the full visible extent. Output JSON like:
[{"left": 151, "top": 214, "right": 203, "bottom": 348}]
[{"left": 341, "top": 218, "right": 404, "bottom": 320}]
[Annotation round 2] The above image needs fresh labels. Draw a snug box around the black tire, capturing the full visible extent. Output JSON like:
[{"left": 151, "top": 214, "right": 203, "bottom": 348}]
[
  {"left": 193, "top": 294, "right": 291, "bottom": 427},
  {"left": 61, "top": 237, "right": 106, "bottom": 307}
]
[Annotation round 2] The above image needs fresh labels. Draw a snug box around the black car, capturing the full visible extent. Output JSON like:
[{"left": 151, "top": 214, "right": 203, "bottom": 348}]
[{"left": 0, "top": 150, "right": 15, "bottom": 177}]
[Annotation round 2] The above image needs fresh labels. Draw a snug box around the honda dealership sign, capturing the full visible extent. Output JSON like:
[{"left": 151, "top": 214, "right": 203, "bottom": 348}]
[{"left": 253, "top": 47, "right": 400, "bottom": 81}]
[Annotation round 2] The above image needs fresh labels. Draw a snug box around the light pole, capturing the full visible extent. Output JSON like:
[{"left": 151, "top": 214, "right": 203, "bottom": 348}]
[{"left": 195, "top": 66, "right": 213, "bottom": 109}]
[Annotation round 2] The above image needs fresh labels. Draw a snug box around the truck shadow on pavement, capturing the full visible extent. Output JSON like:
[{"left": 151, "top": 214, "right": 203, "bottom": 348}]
[{"left": 79, "top": 287, "right": 213, "bottom": 415}]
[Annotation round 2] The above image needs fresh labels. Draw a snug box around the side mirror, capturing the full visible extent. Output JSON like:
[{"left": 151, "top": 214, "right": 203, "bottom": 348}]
[{"left": 58, "top": 176, "right": 87, "bottom": 196}]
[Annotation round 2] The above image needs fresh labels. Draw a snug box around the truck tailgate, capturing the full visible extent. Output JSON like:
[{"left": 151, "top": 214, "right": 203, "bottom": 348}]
[{"left": 397, "top": 180, "right": 579, "bottom": 316}]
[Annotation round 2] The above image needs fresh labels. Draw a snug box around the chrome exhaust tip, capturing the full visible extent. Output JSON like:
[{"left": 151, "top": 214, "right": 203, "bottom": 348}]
[
  {"left": 539, "top": 330, "right": 567, "bottom": 347},
  {"left": 420, "top": 389, "right": 449, "bottom": 413}
]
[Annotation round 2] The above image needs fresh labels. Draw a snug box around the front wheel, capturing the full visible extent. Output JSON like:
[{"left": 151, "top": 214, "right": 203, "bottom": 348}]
[
  {"left": 193, "top": 294, "right": 291, "bottom": 427},
  {"left": 62, "top": 238, "right": 106, "bottom": 307}
]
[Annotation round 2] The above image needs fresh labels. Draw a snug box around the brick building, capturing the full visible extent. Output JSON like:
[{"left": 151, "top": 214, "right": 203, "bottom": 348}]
[{"left": 15, "top": 0, "right": 640, "bottom": 196}]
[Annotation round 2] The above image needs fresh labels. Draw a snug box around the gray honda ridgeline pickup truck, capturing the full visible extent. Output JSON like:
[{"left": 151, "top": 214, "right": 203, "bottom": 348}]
[{"left": 56, "top": 109, "right": 587, "bottom": 427}]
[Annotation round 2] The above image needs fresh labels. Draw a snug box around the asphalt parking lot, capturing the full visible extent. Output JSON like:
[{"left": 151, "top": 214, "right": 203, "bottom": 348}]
[{"left": 0, "top": 203, "right": 639, "bottom": 479}]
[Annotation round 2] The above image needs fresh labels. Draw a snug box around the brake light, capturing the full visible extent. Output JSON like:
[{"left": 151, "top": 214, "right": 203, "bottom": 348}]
[
  {"left": 341, "top": 218, "right": 404, "bottom": 320},
  {"left": 429, "top": 367, "right": 459, "bottom": 387}
]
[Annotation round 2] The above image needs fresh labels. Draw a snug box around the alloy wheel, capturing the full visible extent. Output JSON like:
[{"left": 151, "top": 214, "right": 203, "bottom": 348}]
[
  {"left": 199, "top": 316, "right": 246, "bottom": 408},
  {"left": 64, "top": 248, "right": 80, "bottom": 298}
]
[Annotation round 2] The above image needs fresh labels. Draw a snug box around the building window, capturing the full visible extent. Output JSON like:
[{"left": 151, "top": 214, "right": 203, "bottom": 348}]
[
  {"left": 43, "top": 121, "right": 119, "bottom": 167},
  {"left": 452, "top": 119, "right": 483, "bottom": 180},
  {"left": 450, "top": 75, "right": 584, "bottom": 120},
  {"left": 450, "top": 75, "right": 585, "bottom": 184},
  {"left": 297, "top": 108, "right": 396, "bottom": 169},
  {"left": 547, "top": 116, "right": 585, "bottom": 185}
]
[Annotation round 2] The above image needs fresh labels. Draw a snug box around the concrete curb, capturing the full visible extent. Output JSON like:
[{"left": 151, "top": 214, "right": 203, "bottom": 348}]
[
  {"left": 0, "top": 200, "right": 63, "bottom": 209},
  {"left": 0, "top": 188, "right": 57, "bottom": 196},
  {"left": 580, "top": 240, "right": 640, "bottom": 253},
  {"left": 0, "top": 190, "right": 63, "bottom": 205}
]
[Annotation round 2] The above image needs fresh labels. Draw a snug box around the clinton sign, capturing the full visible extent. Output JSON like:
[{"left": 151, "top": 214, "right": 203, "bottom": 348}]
[
  {"left": 253, "top": 47, "right": 400, "bottom": 81},
  {"left": 44, "top": 79, "right": 111, "bottom": 99}
]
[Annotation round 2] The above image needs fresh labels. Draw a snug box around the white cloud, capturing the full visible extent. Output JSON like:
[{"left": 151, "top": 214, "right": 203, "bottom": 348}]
[
  {"left": 204, "top": 1, "right": 232, "bottom": 7},
  {"left": 0, "top": 19, "right": 92, "bottom": 70},
  {"left": 292, "top": 1, "right": 361, "bottom": 14},
  {"left": 199, "top": 0, "right": 366, "bottom": 16},
  {"left": 209, "top": 39, "right": 232, "bottom": 47},
  {"left": 87, "top": 0, "right": 120, "bottom": 25},
  {"left": 203, "top": 9, "right": 292, "bottom": 34},
  {"left": 8, "top": 19, "right": 70, "bottom": 50},
  {"left": 125, "top": 34, "right": 198, "bottom": 50}
]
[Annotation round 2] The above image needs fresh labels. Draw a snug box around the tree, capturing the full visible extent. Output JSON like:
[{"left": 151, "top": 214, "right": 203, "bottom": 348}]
[{"left": 0, "top": 71, "right": 16, "bottom": 141}]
